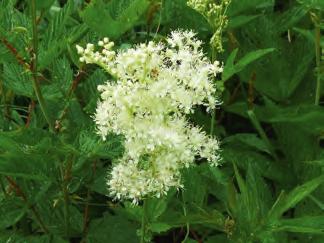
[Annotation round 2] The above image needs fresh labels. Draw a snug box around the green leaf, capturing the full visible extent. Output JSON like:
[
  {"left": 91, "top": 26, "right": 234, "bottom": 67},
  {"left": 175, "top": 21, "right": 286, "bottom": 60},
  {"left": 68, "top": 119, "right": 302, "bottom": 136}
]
[
  {"left": 81, "top": 0, "right": 150, "bottom": 39},
  {"left": 293, "top": 27, "right": 315, "bottom": 44},
  {"left": 87, "top": 214, "right": 139, "bottom": 243},
  {"left": 89, "top": 170, "right": 108, "bottom": 195},
  {"left": 0, "top": 198, "right": 26, "bottom": 230},
  {"left": 223, "top": 133, "right": 271, "bottom": 154},
  {"left": 146, "top": 199, "right": 167, "bottom": 222},
  {"left": 226, "top": 102, "right": 324, "bottom": 135},
  {"left": 182, "top": 167, "right": 207, "bottom": 207},
  {"left": 222, "top": 48, "right": 275, "bottom": 81},
  {"left": 83, "top": 69, "right": 108, "bottom": 113},
  {"left": 228, "top": 0, "right": 274, "bottom": 16},
  {"left": 297, "top": 0, "right": 324, "bottom": 9},
  {"left": 36, "top": 0, "right": 55, "bottom": 10},
  {"left": 2, "top": 63, "right": 33, "bottom": 97},
  {"left": 166, "top": 209, "right": 225, "bottom": 230},
  {"left": 39, "top": 2, "right": 74, "bottom": 69},
  {"left": 268, "top": 175, "right": 324, "bottom": 221},
  {"left": 0, "top": 130, "right": 59, "bottom": 181},
  {"left": 160, "top": 0, "right": 210, "bottom": 32},
  {"left": 222, "top": 146, "right": 290, "bottom": 184},
  {"left": 275, "top": 5, "right": 308, "bottom": 33},
  {"left": 273, "top": 216, "right": 324, "bottom": 234},
  {"left": 149, "top": 222, "right": 172, "bottom": 233},
  {"left": 228, "top": 14, "right": 260, "bottom": 29},
  {"left": 236, "top": 15, "right": 314, "bottom": 100},
  {"left": 78, "top": 129, "right": 124, "bottom": 159},
  {"left": 50, "top": 57, "right": 73, "bottom": 96}
]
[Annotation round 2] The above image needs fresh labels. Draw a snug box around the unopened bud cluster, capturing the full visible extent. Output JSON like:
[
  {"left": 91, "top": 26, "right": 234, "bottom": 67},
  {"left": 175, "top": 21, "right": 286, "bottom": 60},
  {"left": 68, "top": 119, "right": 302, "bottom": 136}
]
[
  {"left": 77, "top": 30, "right": 223, "bottom": 204},
  {"left": 187, "top": 0, "right": 231, "bottom": 52}
]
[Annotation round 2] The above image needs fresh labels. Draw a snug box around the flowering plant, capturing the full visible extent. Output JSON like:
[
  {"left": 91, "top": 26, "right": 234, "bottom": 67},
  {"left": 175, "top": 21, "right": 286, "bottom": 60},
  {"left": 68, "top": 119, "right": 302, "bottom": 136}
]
[{"left": 77, "top": 30, "right": 223, "bottom": 204}]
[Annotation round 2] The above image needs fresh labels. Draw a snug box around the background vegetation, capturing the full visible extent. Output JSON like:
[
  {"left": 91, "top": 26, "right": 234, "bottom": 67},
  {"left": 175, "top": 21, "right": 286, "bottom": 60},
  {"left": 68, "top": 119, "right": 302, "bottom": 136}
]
[{"left": 0, "top": 0, "right": 323, "bottom": 242}]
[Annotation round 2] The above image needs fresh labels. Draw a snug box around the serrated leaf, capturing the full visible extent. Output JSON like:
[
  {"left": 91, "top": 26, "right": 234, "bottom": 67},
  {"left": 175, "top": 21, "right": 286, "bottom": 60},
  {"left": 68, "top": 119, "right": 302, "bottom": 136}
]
[
  {"left": 2, "top": 63, "right": 33, "bottom": 97},
  {"left": 78, "top": 129, "right": 124, "bottom": 159},
  {"left": 0, "top": 198, "right": 26, "bottom": 230},
  {"left": 39, "top": 2, "right": 74, "bottom": 69},
  {"left": 49, "top": 57, "right": 73, "bottom": 96},
  {"left": 0, "top": 130, "right": 59, "bottom": 181}
]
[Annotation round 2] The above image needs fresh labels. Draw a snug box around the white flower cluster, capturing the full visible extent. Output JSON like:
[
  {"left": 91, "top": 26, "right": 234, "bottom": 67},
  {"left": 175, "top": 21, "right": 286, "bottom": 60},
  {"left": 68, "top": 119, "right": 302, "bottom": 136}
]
[
  {"left": 187, "top": 0, "right": 231, "bottom": 52},
  {"left": 77, "top": 30, "right": 223, "bottom": 204}
]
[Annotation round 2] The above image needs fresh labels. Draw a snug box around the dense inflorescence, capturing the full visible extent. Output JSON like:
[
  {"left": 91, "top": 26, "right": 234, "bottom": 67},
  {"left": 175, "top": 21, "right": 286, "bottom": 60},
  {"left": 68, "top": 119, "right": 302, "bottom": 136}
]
[{"left": 77, "top": 30, "right": 223, "bottom": 204}]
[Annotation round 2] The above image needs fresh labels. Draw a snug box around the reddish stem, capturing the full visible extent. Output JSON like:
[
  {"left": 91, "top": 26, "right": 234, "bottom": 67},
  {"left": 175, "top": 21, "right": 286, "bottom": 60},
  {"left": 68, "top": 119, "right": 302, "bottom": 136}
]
[
  {"left": 55, "top": 70, "right": 85, "bottom": 132},
  {"left": 5, "top": 176, "right": 49, "bottom": 233},
  {"left": 82, "top": 160, "right": 97, "bottom": 238},
  {"left": 1, "top": 38, "right": 30, "bottom": 70},
  {"left": 25, "top": 100, "right": 36, "bottom": 127},
  {"left": 190, "top": 229, "right": 203, "bottom": 243}
]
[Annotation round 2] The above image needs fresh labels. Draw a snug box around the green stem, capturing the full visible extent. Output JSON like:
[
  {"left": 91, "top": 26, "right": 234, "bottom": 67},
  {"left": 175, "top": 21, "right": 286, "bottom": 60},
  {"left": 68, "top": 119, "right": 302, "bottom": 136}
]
[
  {"left": 141, "top": 200, "right": 148, "bottom": 243},
  {"left": 30, "top": 0, "right": 53, "bottom": 131},
  {"left": 181, "top": 192, "right": 190, "bottom": 243},
  {"left": 210, "top": 46, "right": 216, "bottom": 135},
  {"left": 314, "top": 12, "right": 322, "bottom": 105},
  {"left": 210, "top": 110, "right": 216, "bottom": 136}
]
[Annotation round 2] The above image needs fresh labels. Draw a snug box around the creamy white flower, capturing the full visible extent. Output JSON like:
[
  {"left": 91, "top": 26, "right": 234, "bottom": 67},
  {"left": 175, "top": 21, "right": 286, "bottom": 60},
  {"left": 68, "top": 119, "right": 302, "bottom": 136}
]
[{"left": 78, "top": 30, "right": 223, "bottom": 204}]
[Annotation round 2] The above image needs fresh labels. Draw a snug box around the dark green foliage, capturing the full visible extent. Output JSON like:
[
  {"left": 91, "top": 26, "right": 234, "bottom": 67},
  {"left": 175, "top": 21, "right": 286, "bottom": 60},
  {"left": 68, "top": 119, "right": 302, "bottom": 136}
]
[{"left": 0, "top": 0, "right": 323, "bottom": 242}]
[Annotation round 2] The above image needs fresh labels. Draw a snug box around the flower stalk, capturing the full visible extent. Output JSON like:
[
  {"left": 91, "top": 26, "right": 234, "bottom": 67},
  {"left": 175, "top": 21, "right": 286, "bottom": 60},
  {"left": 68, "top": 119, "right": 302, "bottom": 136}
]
[{"left": 30, "top": 0, "right": 53, "bottom": 131}]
